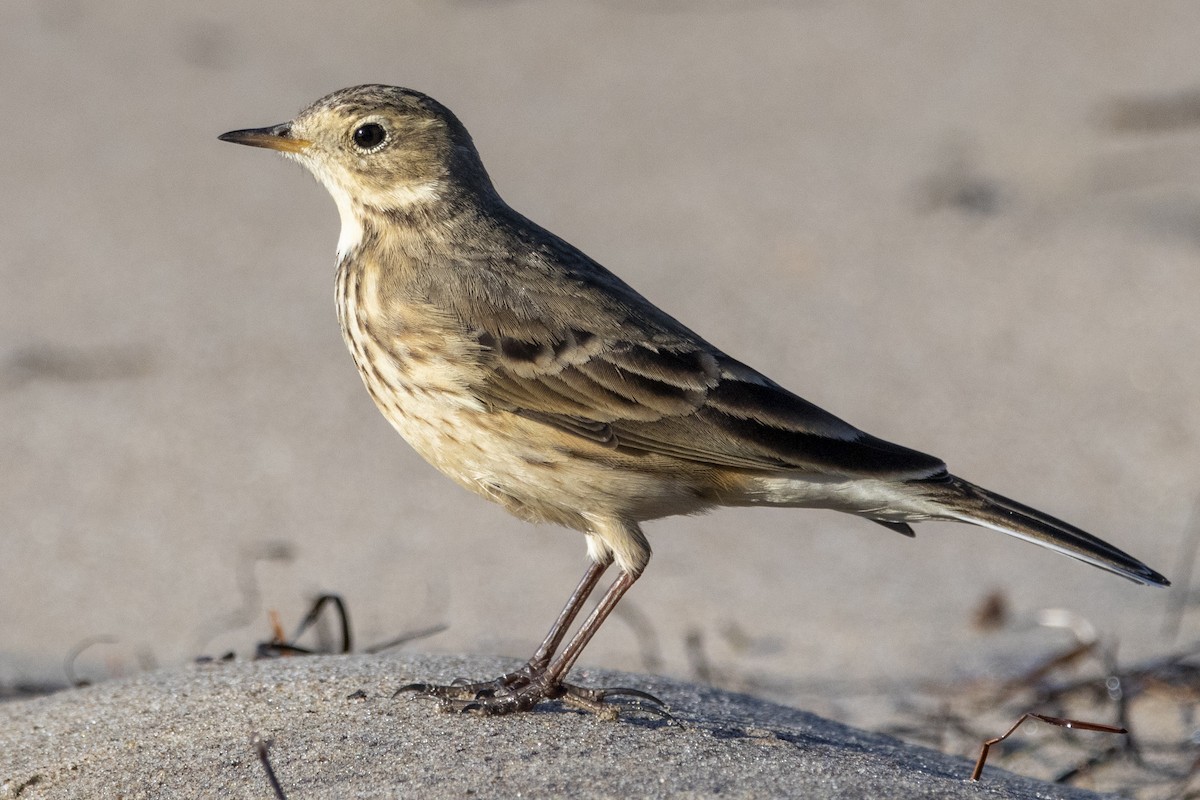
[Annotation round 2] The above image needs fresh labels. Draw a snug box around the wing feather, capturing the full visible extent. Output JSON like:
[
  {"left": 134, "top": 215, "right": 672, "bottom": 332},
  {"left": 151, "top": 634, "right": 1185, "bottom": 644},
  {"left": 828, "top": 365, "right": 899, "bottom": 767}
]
[
  {"left": 426, "top": 207, "right": 946, "bottom": 480},
  {"left": 475, "top": 332, "right": 944, "bottom": 478}
]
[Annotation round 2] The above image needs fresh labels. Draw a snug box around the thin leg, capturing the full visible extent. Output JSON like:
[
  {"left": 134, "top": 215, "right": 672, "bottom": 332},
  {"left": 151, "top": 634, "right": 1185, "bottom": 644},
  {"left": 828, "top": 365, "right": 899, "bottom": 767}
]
[
  {"left": 528, "top": 559, "right": 610, "bottom": 670},
  {"left": 539, "top": 571, "right": 663, "bottom": 717},
  {"left": 397, "top": 566, "right": 662, "bottom": 716},
  {"left": 544, "top": 571, "right": 635, "bottom": 683},
  {"left": 395, "top": 560, "right": 611, "bottom": 702}
]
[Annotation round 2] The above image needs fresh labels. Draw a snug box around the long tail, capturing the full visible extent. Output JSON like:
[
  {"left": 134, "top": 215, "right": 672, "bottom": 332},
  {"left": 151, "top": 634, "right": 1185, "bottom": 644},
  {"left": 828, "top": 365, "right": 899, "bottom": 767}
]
[{"left": 924, "top": 475, "right": 1169, "bottom": 587}]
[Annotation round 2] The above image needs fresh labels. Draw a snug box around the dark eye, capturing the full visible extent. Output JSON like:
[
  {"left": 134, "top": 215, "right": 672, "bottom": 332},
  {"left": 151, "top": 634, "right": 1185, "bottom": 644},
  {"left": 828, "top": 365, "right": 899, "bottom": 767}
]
[{"left": 352, "top": 123, "right": 386, "bottom": 150}]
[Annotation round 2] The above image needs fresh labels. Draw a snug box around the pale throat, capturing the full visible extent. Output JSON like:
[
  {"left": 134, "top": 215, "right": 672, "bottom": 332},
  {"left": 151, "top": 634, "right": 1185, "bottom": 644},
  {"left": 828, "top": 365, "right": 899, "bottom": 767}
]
[
  {"left": 324, "top": 181, "right": 365, "bottom": 262},
  {"left": 327, "top": 179, "right": 441, "bottom": 263}
]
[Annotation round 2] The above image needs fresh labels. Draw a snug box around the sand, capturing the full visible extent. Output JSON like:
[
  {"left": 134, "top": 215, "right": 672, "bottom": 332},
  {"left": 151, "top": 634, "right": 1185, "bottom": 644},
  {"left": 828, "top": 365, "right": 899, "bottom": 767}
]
[{"left": 1, "top": 654, "right": 1113, "bottom": 799}]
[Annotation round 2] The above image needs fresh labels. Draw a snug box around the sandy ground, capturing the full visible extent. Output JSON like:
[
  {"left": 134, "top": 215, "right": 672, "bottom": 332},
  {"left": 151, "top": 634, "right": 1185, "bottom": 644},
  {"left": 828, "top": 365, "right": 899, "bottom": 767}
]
[
  {"left": 0, "top": 653, "right": 1116, "bottom": 799},
  {"left": 2, "top": 1, "right": 1199, "bottom": 795}
]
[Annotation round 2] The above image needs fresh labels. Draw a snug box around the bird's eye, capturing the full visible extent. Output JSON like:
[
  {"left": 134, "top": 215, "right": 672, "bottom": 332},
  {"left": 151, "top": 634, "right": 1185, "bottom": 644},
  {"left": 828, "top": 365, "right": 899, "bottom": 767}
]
[{"left": 352, "top": 123, "right": 387, "bottom": 150}]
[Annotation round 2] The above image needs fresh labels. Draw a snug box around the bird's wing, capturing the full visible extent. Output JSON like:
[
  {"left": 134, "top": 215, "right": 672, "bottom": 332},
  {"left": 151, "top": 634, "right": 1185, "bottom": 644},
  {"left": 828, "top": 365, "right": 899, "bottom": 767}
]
[
  {"left": 476, "top": 329, "right": 944, "bottom": 477},
  {"left": 434, "top": 221, "right": 946, "bottom": 480}
]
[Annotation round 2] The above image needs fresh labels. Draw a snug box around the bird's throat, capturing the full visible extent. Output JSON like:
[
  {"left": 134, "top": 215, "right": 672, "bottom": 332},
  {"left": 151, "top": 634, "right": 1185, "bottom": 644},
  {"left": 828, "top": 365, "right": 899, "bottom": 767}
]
[{"left": 328, "top": 182, "right": 366, "bottom": 263}]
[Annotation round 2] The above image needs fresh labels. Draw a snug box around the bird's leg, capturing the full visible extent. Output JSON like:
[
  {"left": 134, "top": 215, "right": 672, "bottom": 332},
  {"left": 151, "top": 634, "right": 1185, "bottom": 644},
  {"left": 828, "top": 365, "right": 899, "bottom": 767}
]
[
  {"left": 396, "top": 560, "right": 609, "bottom": 701},
  {"left": 538, "top": 570, "right": 665, "bottom": 718},
  {"left": 399, "top": 564, "right": 663, "bottom": 717},
  {"left": 526, "top": 558, "right": 611, "bottom": 673}
]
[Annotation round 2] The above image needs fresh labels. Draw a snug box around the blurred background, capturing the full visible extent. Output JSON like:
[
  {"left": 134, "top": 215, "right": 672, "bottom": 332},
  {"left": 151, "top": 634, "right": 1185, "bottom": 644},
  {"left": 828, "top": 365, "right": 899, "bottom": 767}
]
[{"left": 2, "top": 0, "right": 1198, "bottom": 781}]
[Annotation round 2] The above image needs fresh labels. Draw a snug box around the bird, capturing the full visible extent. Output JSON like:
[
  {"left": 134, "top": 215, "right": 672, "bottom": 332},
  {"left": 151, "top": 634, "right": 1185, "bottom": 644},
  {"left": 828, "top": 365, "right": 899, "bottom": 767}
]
[{"left": 219, "top": 84, "right": 1168, "bottom": 716}]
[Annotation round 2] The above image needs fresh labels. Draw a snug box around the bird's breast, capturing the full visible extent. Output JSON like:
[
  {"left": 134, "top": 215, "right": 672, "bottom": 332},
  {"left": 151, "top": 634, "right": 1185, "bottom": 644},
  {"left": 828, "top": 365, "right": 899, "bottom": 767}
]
[{"left": 335, "top": 254, "right": 485, "bottom": 402}]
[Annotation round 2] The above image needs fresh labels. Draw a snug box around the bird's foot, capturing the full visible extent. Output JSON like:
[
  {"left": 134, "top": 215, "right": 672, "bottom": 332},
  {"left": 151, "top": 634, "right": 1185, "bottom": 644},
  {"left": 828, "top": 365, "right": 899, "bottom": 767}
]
[{"left": 396, "top": 669, "right": 668, "bottom": 720}]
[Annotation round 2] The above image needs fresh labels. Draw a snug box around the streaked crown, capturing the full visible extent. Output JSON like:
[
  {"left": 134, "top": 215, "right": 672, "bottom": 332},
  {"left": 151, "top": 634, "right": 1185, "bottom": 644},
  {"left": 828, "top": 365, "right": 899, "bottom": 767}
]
[
  {"left": 293, "top": 85, "right": 494, "bottom": 210},
  {"left": 222, "top": 85, "right": 494, "bottom": 214}
]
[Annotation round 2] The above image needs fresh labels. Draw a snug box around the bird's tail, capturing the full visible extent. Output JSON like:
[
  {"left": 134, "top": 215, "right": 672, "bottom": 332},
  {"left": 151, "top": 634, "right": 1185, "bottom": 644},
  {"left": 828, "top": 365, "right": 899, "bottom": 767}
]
[{"left": 923, "top": 475, "right": 1169, "bottom": 587}]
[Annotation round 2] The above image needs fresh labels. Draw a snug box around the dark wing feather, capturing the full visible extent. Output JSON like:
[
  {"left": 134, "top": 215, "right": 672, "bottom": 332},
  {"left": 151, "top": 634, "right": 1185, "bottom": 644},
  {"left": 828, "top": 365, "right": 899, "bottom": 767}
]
[
  {"left": 425, "top": 206, "right": 946, "bottom": 479},
  {"left": 475, "top": 330, "right": 944, "bottom": 478}
]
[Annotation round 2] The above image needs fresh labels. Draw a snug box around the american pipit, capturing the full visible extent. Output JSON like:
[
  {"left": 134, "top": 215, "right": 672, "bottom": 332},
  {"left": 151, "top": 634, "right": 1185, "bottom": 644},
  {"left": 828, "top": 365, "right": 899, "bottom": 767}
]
[{"left": 220, "top": 85, "right": 1168, "bottom": 716}]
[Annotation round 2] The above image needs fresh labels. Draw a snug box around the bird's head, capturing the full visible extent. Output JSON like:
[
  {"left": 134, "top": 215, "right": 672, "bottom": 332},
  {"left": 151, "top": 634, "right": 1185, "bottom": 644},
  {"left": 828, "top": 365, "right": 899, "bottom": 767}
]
[{"left": 220, "top": 85, "right": 493, "bottom": 257}]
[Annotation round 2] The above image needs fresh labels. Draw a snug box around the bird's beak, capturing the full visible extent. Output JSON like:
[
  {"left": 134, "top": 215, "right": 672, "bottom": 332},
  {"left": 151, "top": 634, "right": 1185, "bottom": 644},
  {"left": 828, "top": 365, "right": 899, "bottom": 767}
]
[{"left": 218, "top": 122, "right": 311, "bottom": 153}]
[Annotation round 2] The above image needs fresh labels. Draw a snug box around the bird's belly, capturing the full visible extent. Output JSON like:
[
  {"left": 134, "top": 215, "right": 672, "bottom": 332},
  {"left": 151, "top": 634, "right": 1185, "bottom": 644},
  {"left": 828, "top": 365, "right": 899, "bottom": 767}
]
[
  {"left": 335, "top": 274, "right": 712, "bottom": 527},
  {"left": 349, "top": 352, "right": 707, "bottom": 529},
  {"left": 365, "top": 382, "right": 589, "bottom": 525}
]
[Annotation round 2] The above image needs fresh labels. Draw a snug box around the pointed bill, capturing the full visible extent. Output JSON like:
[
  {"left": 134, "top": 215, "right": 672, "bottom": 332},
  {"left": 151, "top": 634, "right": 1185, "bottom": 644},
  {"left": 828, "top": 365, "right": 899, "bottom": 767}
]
[{"left": 218, "top": 123, "right": 311, "bottom": 153}]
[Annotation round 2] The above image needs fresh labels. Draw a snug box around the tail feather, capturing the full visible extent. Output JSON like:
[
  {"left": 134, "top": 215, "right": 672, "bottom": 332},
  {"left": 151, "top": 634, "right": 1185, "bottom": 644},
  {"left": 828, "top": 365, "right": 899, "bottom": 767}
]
[{"left": 928, "top": 475, "right": 1169, "bottom": 587}]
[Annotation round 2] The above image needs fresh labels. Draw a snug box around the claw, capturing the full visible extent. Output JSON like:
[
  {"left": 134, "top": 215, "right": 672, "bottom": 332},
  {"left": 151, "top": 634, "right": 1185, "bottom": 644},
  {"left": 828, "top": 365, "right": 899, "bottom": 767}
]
[
  {"left": 553, "top": 682, "right": 672, "bottom": 719},
  {"left": 395, "top": 671, "right": 537, "bottom": 702},
  {"left": 574, "top": 685, "right": 665, "bottom": 706},
  {"left": 600, "top": 689, "right": 671, "bottom": 719},
  {"left": 396, "top": 672, "right": 668, "bottom": 719}
]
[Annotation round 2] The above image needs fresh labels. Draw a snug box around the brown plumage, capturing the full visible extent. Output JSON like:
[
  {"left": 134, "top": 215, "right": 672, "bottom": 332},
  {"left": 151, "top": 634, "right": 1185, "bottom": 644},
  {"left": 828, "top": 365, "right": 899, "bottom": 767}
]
[{"left": 220, "top": 85, "right": 1167, "bottom": 716}]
